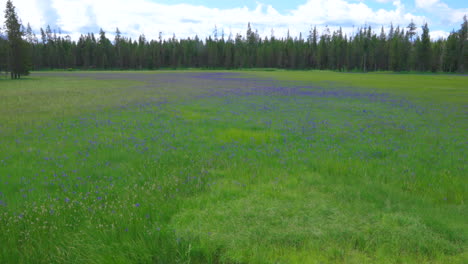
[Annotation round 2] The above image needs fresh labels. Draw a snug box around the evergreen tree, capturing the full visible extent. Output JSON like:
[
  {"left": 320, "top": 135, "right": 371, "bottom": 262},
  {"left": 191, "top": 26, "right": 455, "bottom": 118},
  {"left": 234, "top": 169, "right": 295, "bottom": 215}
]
[
  {"left": 246, "top": 22, "right": 257, "bottom": 67},
  {"left": 376, "top": 26, "right": 387, "bottom": 70},
  {"left": 98, "top": 29, "right": 112, "bottom": 69},
  {"left": 389, "top": 26, "right": 403, "bottom": 71},
  {"left": 308, "top": 26, "right": 318, "bottom": 68},
  {"left": 443, "top": 31, "right": 459, "bottom": 72},
  {"left": 418, "top": 23, "right": 431, "bottom": 71},
  {"left": 431, "top": 39, "right": 444, "bottom": 72},
  {"left": 4, "top": 0, "right": 30, "bottom": 78},
  {"left": 0, "top": 26, "right": 9, "bottom": 76},
  {"left": 25, "top": 23, "right": 36, "bottom": 44},
  {"left": 458, "top": 15, "right": 467, "bottom": 72},
  {"left": 318, "top": 27, "right": 330, "bottom": 69},
  {"left": 407, "top": 20, "right": 417, "bottom": 42},
  {"left": 114, "top": 28, "right": 122, "bottom": 68}
]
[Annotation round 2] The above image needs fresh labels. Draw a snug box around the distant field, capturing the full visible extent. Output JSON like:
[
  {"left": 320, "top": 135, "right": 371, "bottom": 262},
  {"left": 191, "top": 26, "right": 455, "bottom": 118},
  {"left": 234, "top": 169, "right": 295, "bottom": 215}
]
[{"left": 0, "top": 71, "right": 466, "bottom": 263}]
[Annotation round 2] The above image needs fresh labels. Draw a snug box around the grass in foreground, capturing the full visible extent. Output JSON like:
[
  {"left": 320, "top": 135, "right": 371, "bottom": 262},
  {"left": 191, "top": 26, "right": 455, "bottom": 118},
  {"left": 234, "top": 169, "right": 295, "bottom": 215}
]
[{"left": 0, "top": 71, "right": 466, "bottom": 263}]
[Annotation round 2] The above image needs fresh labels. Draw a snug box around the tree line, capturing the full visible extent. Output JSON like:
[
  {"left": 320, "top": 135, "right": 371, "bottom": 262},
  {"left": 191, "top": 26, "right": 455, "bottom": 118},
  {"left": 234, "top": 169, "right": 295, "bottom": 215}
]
[{"left": 1, "top": 0, "right": 467, "bottom": 79}]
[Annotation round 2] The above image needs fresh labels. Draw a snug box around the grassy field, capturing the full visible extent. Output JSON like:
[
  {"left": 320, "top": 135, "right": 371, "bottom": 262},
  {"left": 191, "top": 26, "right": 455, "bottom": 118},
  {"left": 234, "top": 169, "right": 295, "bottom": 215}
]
[{"left": 0, "top": 71, "right": 466, "bottom": 263}]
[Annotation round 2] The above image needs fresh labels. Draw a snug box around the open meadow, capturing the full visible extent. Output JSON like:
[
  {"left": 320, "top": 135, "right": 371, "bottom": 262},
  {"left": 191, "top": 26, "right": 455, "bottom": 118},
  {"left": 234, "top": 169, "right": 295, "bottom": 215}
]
[{"left": 0, "top": 71, "right": 466, "bottom": 263}]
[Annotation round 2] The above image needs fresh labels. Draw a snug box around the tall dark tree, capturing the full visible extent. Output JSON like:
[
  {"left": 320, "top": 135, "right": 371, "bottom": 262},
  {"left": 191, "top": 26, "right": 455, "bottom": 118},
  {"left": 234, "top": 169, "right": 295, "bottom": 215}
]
[
  {"left": 458, "top": 15, "right": 468, "bottom": 72},
  {"left": 443, "top": 31, "right": 459, "bottom": 72},
  {"left": 418, "top": 23, "right": 432, "bottom": 71},
  {"left": 0, "top": 26, "right": 9, "bottom": 75},
  {"left": 308, "top": 26, "right": 318, "bottom": 68},
  {"left": 376, "top": 26, "right": 388, "bottom": 70},
  {"left": 97, "top": 29, "right": 112, "bottom": 69},
  {"left": 407, "top": 20, "right": 417, "bottom": 42},
  {"left": 0, "top": 48, "right": 6, "bottom": 77},
  {"left": 4, "top": 0, "right": 30, "bottom": 78},
  {"left": 318, "top": 27, "right": 330, "bottom": 69}
]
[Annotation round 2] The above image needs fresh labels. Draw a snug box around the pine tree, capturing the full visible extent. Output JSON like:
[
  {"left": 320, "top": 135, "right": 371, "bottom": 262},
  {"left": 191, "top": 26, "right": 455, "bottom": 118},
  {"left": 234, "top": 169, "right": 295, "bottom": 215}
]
[
  {"left": 308, "top": 26, "right": 318, "bottom": 68},
  {"left": 318, "top": 27, "right": 330, "bottom": 69},
  {"left": 0, "top": 26, "right": 9, "bottom": 76},
  {"left": 137, "top": 34, "right": 147, "bottom": 69},
  {"left": 25, "top": 23, "right": 35, "bottom": 44},
  {"left": 4, "top": 0, "right": 30, "bottom": 78},
  {"left": 376, "top": 26, "right": 387, "bottom": 70},
  {"left": 443, "top": 31, "right": 458, "bottom": 72},
  {"left": 389, "top": 26, "right": 402, "bottom": 71},
  {"left": 98, "top": 29, "right": 112, "bottom": 69},
  {"left": 114, "top": 28, "right": 123, "bottom": 68},
  {"left": 419, "top": 23, "right": 431, "bottom": 71},
  {"left": 24, "top": 23, "right": 35, "bottom": 70},
  {"left": 246, "top": 23, "right": 257, "bottom": 67},
  {"left": 431, "top": 39, "right": 444, "bottom": 72},
  {"left": 458, "top": 15, "right": 467, "bottom": 72},
  {"left": 407, "top": 20, "right": 417, "bottom": 42}
]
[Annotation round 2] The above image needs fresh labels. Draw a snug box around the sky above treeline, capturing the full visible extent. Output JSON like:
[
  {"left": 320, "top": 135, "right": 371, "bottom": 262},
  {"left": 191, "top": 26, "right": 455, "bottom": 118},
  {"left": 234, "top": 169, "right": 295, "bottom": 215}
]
[{"left": 0, "top": 0, "right": 466, "bottom": 40}]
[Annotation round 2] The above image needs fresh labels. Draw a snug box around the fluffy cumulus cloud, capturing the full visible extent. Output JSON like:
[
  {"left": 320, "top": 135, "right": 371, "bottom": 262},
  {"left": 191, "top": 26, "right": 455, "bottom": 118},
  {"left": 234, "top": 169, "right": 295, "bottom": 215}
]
[
  {"left": 0, "top": 0, "right": 465, "bottom": 40},
  {"left": 291, "top": 0, "right": 424, "bottom": 26},
  {"left": 414, "top": 0, "right": 468, "bottom": 24}
]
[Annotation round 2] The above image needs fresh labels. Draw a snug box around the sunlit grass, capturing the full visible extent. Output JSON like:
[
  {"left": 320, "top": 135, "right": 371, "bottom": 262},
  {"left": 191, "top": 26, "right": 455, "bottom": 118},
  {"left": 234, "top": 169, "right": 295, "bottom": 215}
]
[
  {"left": 252, "top": 70, "right": 468, "bottom": 105},
  {"left": 0, "top": 71, "right": 466, "bottom": 263}
]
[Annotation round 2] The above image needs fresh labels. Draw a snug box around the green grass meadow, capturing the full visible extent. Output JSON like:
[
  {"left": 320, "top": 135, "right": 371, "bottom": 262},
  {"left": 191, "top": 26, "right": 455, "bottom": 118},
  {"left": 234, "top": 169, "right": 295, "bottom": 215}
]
[{"left": 0, "top": 71, "right": 466, "bottom": 263}]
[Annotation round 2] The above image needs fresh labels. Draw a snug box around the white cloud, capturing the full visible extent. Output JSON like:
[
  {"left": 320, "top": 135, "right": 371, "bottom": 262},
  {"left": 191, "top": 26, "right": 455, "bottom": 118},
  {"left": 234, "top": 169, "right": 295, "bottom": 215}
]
[
  {"left": 414, "top": 0, "right": 467, "bottom": 25},
  {"left": 415, "top": 0, "right": 440, "bottom": 9},
  {"left": 430, "top": 30, "right": 450, "bottom": 40},
  {"left": 291, "top": 0, "right": 424, "bottom": 26},
  {"left": 0, "top": 0, "right": 449, "bottom": 40}
]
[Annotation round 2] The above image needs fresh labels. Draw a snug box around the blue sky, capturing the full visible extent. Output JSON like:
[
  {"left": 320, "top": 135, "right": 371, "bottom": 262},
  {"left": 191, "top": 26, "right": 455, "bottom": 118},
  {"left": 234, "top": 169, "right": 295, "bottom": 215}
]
[
  {"left": 154, "top": 0, "right": 468, "bottom": 12},
  {"left": 1, "top": 0, "right": 467, "bottom": 40}
]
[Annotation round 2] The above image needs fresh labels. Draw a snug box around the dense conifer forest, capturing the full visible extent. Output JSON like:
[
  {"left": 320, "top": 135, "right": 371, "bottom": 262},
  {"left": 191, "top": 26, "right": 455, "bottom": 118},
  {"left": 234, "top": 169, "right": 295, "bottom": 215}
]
[{"left": 1, "top": 0, "right": 467, "bottom": 77}]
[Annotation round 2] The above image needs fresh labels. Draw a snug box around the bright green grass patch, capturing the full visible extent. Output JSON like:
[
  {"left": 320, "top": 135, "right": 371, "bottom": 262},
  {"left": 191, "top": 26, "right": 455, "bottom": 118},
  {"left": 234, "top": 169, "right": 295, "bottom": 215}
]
[
  {"left": 177, "top": 109, "right": 208, "bottom": 121},
  {"left": 216, "top": 127, "right": 279, "bottom": 145},
  {"left": 173, "top": 170, "right": 464, "bottom": 263}
]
